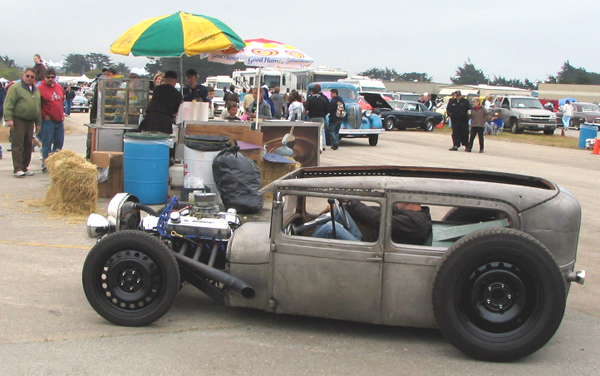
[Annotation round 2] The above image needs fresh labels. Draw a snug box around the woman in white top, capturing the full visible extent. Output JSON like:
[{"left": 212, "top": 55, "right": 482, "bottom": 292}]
[
  {"left": 562, "top": 100, "right": 574, "bottom": 130},
  {"left": 287, "top": 91, "right": 304, "bottom": 121}
]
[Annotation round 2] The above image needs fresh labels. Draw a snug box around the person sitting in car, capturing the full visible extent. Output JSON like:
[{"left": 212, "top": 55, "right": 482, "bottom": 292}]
[{"left": 311, "top": 199, "right": 432, "bottom": 245}]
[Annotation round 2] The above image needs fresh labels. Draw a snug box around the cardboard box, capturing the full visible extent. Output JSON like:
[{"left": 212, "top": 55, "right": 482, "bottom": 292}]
[
  {"left": 186, "top": 123, "right": 263, "bottom": 146},
  {"left": 91, "top": 151, "right": 123, "bottom": 198}
]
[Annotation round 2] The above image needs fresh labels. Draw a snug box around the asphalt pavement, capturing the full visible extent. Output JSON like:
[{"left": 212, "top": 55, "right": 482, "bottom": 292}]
[{"left": 0, "top": 114, "right": 599, "bottom": 375}]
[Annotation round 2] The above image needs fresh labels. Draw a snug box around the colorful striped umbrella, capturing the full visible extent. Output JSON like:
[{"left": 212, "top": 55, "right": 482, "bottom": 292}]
[
  {"left": 110, "top": 12, "right": 245, "bottom": 57},
  {"left": 206, "top": 38, "right": 314, "bottom": 69}
]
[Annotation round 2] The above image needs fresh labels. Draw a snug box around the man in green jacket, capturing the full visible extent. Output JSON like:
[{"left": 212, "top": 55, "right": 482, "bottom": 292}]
[{"left": 4, "top": 68, "right": 42, "bottom": 177}]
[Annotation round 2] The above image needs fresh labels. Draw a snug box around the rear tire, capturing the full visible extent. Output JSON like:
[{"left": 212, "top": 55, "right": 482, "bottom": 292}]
[
  {"left": 82, "top": 230, "right": 180, "bottom": 326},
  {"left": 432, "top": 228, "right": 566, "bottom": 361},
  {"left": 423, "top": 119, "right": 434, "bottom": 132},
  {"left": 384, "top": 117, "right": 395, "bottom": 131}
]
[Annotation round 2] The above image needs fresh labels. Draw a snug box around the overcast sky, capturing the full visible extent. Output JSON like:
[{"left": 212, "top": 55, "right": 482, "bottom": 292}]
[{"left": 5, "top": 0, "right": 599, "bottom": 83}]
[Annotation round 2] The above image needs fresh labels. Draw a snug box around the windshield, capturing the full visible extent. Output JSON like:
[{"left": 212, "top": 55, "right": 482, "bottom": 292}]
[
  {"left": 320, "top": 88, "right": 356, "bottom": 101},
  {"left": 512, "top": 98, "right": 543, "bottom": 109},
  {"left": 580, "top": 104, "right": 600, "bottom": 112},
  {"left": 263, "top": 74, "right": 281, "bottom": 89}
]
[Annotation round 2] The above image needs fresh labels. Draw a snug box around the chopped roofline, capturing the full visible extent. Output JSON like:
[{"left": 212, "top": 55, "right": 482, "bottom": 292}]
[{"left": 266, "top": 165, "right": 556, "bottom": 191}]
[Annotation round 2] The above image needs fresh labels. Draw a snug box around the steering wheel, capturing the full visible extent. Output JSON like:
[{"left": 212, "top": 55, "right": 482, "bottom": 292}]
[{"left": 331, "top": 199, "right": 350, "bottom": 230}]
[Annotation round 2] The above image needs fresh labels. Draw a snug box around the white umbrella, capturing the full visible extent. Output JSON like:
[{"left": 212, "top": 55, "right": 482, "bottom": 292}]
[{"left": 205, "top": 38, "right": 314, "bottom": 128}]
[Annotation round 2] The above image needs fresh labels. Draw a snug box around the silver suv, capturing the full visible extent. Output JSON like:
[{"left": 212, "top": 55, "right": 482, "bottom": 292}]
[{"left": 492, "top": 96, "right": 557, "bottom": 134}]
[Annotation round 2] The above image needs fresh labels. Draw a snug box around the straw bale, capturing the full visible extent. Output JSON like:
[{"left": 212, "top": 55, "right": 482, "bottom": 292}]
[
  {"left": 44, "top": 150, "right": 98, "bottom": 216},
  {"left": 256, "top": 158, "right": 301, "bottom": 201},
  {"left": 0, "top": 126, "right": 9, "bottom": 143}
]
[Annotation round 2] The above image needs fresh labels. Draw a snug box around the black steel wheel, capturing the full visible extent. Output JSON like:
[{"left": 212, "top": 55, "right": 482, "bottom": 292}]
[
  {"left": 368, "top": 134, "right": 379, "bottom": 146},
  {"left": 82, "top": 230, "right": 180, "bottom": 326},
  {"left": 432, "top": 228, "right": 566, "bottom": 361},
  {"left": 423, "top": 119, "right": 434, "bottom": 132},
  {"left": 384, "top": 117, "right": 396, "bottom": 131}
]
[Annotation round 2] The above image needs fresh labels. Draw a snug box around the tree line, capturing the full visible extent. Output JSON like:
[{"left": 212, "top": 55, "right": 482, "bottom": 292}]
[
  {"left": 358, "top": 59, "right": 600, "bottom": 89},
  {"left": 2, "top": 53, "right": 599, "bottom": 89}
]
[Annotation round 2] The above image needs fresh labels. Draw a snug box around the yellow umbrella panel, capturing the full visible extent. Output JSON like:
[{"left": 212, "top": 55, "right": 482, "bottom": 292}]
[{"left": 110, "top": 12, "right": 245, "bottom": 57}]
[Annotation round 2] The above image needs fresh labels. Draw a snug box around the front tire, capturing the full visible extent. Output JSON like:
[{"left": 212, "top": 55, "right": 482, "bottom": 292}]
[
  {"left": 368, "top": 134, "right": 379, "bottom": 146},
  {"left": 82, "top": 230, "right": 180, "bottom": 326},
  {"left": 510, "top": 119, "right": 521, "bottom": 134},
  {"left": 432, "top": 228, "right": 566, "bottom": 361}
]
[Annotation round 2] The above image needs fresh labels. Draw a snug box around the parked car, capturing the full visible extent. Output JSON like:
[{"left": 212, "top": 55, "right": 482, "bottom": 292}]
[
  {"left": 556, "top": 102, "right": 600, "bottom": 130},
  {"left": 361, "top": 94, "right": 443, "bottom": 131},
  {"left": 492, "top": 95, "right": 557, "bottom": 134},
  {"left": 71, "top": 94, "right": 89, "bottom": 113},
  {"left": 308, "top": 82, "right": 384, "bottom": 146},
  {"left": 82, "top": 165, "right": 584, "bottom": 362}
]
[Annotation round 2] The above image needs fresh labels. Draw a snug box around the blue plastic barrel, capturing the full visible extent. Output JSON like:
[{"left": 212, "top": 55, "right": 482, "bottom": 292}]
[
  {"left": 123, "top": 133, "right": 171, "bottom": 204},
  {"left": 578, "top": 124, "right": 598, "bottom": 149}
]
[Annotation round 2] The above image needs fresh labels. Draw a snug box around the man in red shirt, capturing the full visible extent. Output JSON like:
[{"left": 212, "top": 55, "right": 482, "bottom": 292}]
[{"left": 38, "top": 68, "right": 65, "bottom": 172}]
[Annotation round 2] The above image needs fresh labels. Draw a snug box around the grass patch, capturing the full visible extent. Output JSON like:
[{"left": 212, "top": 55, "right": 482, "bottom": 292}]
[{"left": 434, "top": 127, "right": 580, "bottom": 149}]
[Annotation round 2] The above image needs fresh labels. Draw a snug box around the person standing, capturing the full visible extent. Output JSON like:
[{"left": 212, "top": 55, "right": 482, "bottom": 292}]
[
  {"left": 33, "top": 54, "right": 47, "bottom": 85},
  {"left": 484, "top": 95, "right": 494, "bottom": 110},
  {"left": 287, "top": 91, "right": 304, "bottom": 121},
  {"left": 270, "top": 87, "right": 285, "bottom": 119},
  {"left": 139, "top": 71, "right": 182, "bottom": 135},
  {"left": 64, "top": 85, "right": 75, "bottom": 117},
  {"left": 242, "top": 87, "right": 254, "bottom": 113},
  {"left": 466, "top": 97, "right": 488, "bottom": 153},
  {"left": 182, "top": 69, "right": 208, "bottom": 102},
  {"left": 327, "top": 89, "right": 345, "bottom": 150},
  {"left": 304, "top": 85, "right": 329, "bottom": 122},
  {"left": 447, "top": 90, "right": 470, "bottom": 151},
  {"left": 0, "top": 81, "right": 6, "bottom": 159},
  {"left": 562, "top": 100, "right": 574, "bottom": 130},
  {"left": 4, "top": 68, "right": 42, "bottom": 177},
  {"left": 38, "top": 68, "right": 65, "bottom": 172}
]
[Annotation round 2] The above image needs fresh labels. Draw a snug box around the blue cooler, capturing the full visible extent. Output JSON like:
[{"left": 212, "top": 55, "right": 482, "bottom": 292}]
[
  {"left": 578, "top": 124, "right": 598, "bottom": 149},
  {"left": 123, "top": 133, "right": 171, "bottom": 204}
]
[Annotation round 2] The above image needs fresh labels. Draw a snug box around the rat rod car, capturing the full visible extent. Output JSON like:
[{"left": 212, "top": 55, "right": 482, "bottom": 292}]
[{"left": 83, "top": 166, "right": 585, "bottom": 362}]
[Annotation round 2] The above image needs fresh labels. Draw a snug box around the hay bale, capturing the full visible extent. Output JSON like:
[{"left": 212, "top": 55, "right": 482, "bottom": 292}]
[
  {"left": 0, "top": 126, "right": 9, "bottom": 143},
  {"left": 255, "top": 158, "right": 301, "bottom": 188},
  {"left": 44, "top": 150, "right": 98, "bottom": 216},
  {"left": 255, "top": 158, "right": 301, "bottom": 201}
]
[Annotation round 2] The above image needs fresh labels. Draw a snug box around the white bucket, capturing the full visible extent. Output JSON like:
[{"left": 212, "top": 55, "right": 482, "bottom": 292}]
[
  {"left": 183, "top": 146, "right": 220, "bottom": 185},
  {"left": 169, "top": 163, "right": 184, "bottom": 188}
]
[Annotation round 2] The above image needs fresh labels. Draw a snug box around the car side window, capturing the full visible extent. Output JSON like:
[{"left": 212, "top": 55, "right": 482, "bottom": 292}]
[
  {"left": 502, "top": 99, "right": 509, "bottom": 109},
  {"left": 390, "top": 204, "right": 511, "bottom": 248},
  {"left": 281, "top": 194, "right": 380, "bottom": 243}
]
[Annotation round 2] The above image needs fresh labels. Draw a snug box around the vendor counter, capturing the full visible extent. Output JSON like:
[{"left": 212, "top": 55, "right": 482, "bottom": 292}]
[{"left": 180, "top": 120, "right": 323, "bottom": 167}]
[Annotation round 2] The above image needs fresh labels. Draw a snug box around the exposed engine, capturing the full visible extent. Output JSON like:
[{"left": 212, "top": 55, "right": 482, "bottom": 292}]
[{"left": 86, "top": 192, "right": 253, "bottom": 303}]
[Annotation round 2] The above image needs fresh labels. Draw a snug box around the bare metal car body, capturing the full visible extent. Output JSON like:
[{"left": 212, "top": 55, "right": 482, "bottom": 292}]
[{"left": 83, "top": 166, "right": 584, "bottom": 362}]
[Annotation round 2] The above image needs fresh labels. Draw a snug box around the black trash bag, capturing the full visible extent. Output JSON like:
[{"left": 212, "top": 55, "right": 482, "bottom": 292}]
[
  {"left": 184, "top": 135, "right": 231, "bottom": 151},
  {"left": 212, "top": 146, "right": 263, "bottom": 214}
]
